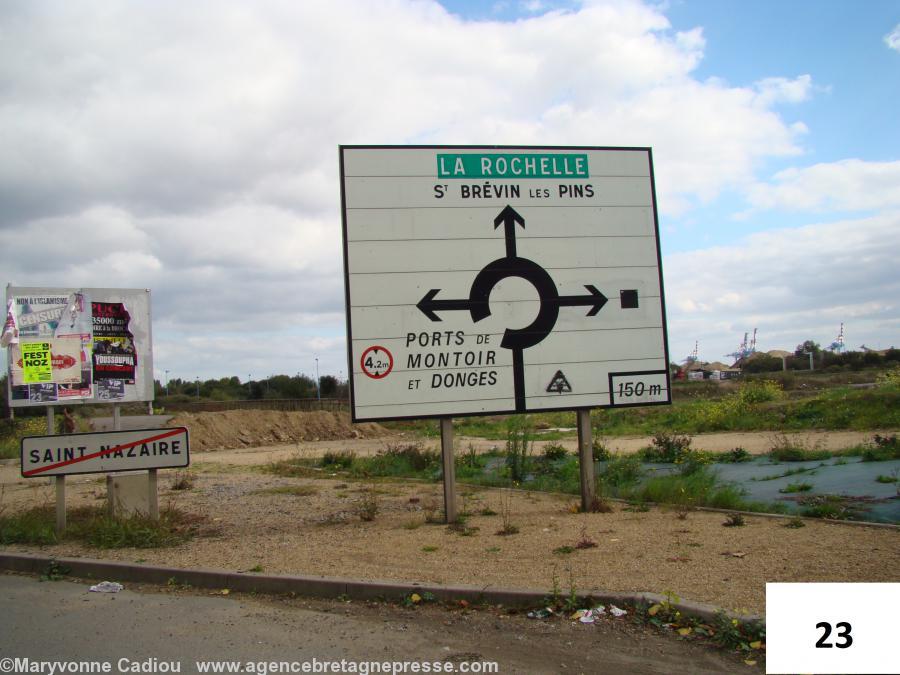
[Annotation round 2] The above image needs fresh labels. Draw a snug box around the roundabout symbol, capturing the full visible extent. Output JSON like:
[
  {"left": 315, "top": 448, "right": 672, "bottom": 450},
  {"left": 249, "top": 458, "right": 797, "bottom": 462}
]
[{"left": 416, "top": 205, "right": 627, "bottom": 411}]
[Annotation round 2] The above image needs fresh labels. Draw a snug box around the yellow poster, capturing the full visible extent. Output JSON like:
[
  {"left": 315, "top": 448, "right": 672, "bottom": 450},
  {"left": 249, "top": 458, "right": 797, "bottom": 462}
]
[{"left": 20, "top": 341, "right": 53, "bottom": 383}]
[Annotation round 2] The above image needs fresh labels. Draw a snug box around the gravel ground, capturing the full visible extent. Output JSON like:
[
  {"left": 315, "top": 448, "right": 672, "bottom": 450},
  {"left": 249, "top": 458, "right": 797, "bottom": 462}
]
[{"left": 2, "top": 450, "right": 897, "bottom": 616}]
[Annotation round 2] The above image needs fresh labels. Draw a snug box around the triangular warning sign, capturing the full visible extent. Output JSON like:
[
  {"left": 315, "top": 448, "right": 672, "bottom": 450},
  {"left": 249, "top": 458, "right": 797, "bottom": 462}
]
[{"left": 546, "top": 370, "right": 572, "bottom": 394}]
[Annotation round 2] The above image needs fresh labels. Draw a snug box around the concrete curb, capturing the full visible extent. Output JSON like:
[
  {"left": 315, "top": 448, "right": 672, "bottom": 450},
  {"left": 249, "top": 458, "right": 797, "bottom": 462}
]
[{"left": 0, "top": 551, "right": 762, "bottom": 627}]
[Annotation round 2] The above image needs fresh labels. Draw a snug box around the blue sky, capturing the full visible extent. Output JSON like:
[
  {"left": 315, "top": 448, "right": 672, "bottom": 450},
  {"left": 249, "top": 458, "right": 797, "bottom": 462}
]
[{"left": 1, "top": 0, "right": 898, "bottom": 383}]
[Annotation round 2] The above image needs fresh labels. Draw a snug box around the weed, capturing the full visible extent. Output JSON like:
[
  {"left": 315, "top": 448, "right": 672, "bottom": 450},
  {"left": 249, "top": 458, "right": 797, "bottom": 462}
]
[
  {"left": 602, "top": 454, "right": 643, "bottom": 488},
  {"left": 874, "top": 470, "right": 898, "bottom": 484},
  {"left": 542, "top": 442, "right": 568, "bottom": 462},
  {"left": 479, "top": 506, "right": 498, "bottom": 516},
  {"left": 39, "top": 560, "right": 70, "bottom": 581},
  {"left": 574, "top": 523, "right": 597, "bottom": 549},
  {"left": 495, "top": 488, "right": 519, "bottom": 535},
  {"left": 504, "top": 417, "right": 534, "bottom": 483},
  {"left": 799, "top": 494, "right": 863, "bottom": 520},
  {"left": 321, "top": 450, "right": 356, "bottom": 469},
  {"left": 783, "top": 517, "right": 806, "bottom": 529},
  {"left": 591, "top": 437, "right": 610, "bottom": 461},
  {"left": 724, "top": 447, "right": 751, "bottom": 463},
  {"left": 169, "top": 470, "right": 196, "bottom": 491},
  {"left": 722, "top": 514, "right": 745, "bottom": 527},
  {"left": 546, "top": 564, "right": 561, "bottom": 607},
  {"left": 639, "top": 431, "right": 693, "bottom": 464},
  {"left": 402, "top": 519, "right": 422, "bottom": 530},
  {"left": 447, "top": 522, "right": 479, "bottom": 536},
  {"left": 564, "top": 566, "right": 579, "bottom": 612},
  {"left": 460, "top": 443, "right": 480, "bottom": 468},
  {"left": 422, "top": 498, "right": 443, "bottom": 524},
  {"left": 755, "top": 465, "right": 821, "bottom": 482},
  {"left": 355, "top": 486, "right": 379, "bottom": 522},
  {"left": 779, "top": 482, "right": 814, "bottom": 494},
  {"left": 421, "top": 545, "right": 439, "bottom": 552},
  {"left": 768, "top": 433, "right": 830, "bottom": 462},
  {"left": 553, "top": 545, "right": 575, "bottom": 555},
  {"left": 354, "top": 443, "right": 439, "bottom": 478},
  {"left": 496, "top": 523, "right": 519, "bottom": 536},
  {"left": 862, "top": 435, "right": 900, "bottom": 461},
  {"left": 248, "top": 564, "right": 264, "bottom": 572},
  {"left": 584, "top": 494, "right": 614, "bottom": 513}
]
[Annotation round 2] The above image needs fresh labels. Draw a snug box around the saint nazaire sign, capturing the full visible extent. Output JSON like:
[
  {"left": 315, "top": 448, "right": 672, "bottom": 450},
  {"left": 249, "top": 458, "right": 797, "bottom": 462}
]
[{"left": 340, "top": 145, "right": 671, "bottom": 422}]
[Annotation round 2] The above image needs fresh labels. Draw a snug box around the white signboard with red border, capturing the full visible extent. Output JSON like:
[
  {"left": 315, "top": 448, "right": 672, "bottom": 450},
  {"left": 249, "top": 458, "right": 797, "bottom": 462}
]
[{"left": 21, "top": 427, "right": 189, "bottom": 478}]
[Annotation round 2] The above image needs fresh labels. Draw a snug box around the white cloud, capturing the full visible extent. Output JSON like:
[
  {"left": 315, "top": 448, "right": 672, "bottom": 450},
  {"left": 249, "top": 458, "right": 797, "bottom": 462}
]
[
  {"left": 885, "top": 23, "right": 900, "bottom": 51},
  {"left": 665, "top": 212, "right": 900, "bottom": 361},
  {"left": 0, "top": 0, "right": 831, "bottom": 378},
  {"left": 746, "top": 159, "right": 900, "bottom": 213},
  {"left": 753, "top": 74, "right": 813, "bottom": 107}
]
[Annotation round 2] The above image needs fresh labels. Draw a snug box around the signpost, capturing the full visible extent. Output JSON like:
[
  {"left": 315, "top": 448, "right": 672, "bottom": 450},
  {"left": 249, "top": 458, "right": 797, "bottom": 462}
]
[
  {"left": 340, "top": 145, "right": 671, "bottom": 517},
  {"left": 21, "top": 427, "right": 189, "bottom": 529},
  {"left": 5, "top": 286, "right": 158, "bottom": 530}
]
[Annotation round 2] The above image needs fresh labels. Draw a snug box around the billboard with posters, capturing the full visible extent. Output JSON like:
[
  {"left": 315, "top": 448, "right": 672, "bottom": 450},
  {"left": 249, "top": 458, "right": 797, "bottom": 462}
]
[{"left": 3, "top": 286, "right": 154, "bottom": 407}]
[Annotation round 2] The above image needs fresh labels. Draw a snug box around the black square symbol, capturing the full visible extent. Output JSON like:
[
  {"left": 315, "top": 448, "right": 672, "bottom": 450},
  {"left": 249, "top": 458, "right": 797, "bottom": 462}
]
[{"left": 620, "top": 289, "right": 639, "bottom": 309}]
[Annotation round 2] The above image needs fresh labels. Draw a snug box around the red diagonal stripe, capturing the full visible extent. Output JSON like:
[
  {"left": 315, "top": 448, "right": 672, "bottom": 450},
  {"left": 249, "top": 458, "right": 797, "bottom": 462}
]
[{"left": 23, "top": 428, "right": 185, "bottom": 477}]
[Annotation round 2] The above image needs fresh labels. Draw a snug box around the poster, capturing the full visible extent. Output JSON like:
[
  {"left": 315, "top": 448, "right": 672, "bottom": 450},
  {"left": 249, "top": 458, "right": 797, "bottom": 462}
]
[
  {"left": 19, "top": 341, "right": 52, "bottom": 383},
  {"left": 91, "top": 302, "right": 136, "bottom": 383},
  {"left": 96, "top": 379, "right": 125, "bottom": 400}
]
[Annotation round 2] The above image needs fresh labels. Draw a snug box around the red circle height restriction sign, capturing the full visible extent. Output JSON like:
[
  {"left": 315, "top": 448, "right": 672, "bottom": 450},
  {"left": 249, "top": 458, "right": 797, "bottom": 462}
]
[{"left": 360, "top": 345, "right": 393, "bottom": 379}]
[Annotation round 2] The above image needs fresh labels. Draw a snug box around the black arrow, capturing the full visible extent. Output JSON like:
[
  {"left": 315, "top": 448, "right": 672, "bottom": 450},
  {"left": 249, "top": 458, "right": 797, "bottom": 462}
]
[
  {"left": 493, "top": 204, "right": 525, "bottom": 258},
  {"left": 416, "top": 289, "right": 476, "bottom": 322},
  {"left": 555, "top": 285, "right": 608, "bottom": 316}
]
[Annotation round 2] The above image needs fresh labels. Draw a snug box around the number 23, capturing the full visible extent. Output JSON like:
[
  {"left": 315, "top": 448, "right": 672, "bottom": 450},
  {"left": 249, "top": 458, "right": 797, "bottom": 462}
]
[{"left": 816, "top": 621, "right": 853, "bottom": 649}]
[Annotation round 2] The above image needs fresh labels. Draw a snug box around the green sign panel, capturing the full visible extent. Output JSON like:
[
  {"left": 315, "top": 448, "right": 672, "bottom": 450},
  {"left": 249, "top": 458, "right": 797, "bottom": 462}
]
[{"left": 437, "top": 153, "right": 589, "bottom": 179}]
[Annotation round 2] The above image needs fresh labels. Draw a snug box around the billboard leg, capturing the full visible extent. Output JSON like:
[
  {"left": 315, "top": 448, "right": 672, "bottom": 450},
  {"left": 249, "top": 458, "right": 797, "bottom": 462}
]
[
  {"left": 440, "top": 418, "right": 457, "bottom": 524},
  {"left": 55, "top": 475, "right": 66, "bottom": 534},
  {"left": 577, "top": 408, "right": 595, "bottom": 512}
]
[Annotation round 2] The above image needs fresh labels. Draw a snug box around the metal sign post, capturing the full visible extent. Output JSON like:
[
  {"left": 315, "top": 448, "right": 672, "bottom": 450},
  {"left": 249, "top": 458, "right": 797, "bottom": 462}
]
[
  {"left": 576, "top": 409, "right": 594, "bottom": 511},
  {"left": 440, "top": 418, "right": 457, "bottom": 523}
]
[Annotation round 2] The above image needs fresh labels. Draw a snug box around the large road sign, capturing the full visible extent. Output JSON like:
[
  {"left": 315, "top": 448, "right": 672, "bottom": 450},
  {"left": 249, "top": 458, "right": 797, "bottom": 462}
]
[{"left": 340, "top": 145, "right": 671, "bottom": 422}]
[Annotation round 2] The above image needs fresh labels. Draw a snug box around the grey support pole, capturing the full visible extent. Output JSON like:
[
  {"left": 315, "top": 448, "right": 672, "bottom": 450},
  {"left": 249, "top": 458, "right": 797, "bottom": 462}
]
[
  {"left": 440, "top": 417, "right": 457, "bottom": 523},
  {"left": 55, "top": 475, "right": 66, "bottom": 534},
  {"left": 148, "top": 469, "right": 159, "bottom": 521},
  {"left": 577, "top": 408, "right": 595, "bottom": 512},
  {"left": 47, "top": 406, "right": 66, "bottom": 533}
]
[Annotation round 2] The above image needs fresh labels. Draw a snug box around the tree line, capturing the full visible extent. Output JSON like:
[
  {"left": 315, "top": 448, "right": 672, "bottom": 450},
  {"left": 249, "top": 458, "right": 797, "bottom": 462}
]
[{"left": 155, "top": 374, "right": 348, "bottom": 401}]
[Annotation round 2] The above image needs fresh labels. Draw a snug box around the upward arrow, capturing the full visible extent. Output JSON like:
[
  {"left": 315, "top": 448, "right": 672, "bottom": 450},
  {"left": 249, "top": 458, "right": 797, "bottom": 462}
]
[{"left": 493, "top": 205, "right": 525, "bottom": 258}]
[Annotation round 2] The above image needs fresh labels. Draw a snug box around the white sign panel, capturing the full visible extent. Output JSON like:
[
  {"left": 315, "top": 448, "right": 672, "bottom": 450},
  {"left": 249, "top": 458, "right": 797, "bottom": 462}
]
[
  {"left": 340, "top": 145, "right": 671, "bottom": 421},
  {"left": 21, "top": 427, "right": 189, "bottom": 478}
]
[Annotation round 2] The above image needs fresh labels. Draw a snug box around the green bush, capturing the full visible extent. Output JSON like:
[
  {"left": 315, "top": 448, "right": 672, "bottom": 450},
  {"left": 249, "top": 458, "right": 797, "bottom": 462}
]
[
  {"left": 321, "top": 450, "right": 356, "bottom": 469},
  {"left": 638, "top": 431, "right": 693, "bottom": 463},
  {"left": 542, "top": 443, "right": 568, "bottom": 462},
  {"left": 601, "top": 454, "right": 644, "bottom": 488}
]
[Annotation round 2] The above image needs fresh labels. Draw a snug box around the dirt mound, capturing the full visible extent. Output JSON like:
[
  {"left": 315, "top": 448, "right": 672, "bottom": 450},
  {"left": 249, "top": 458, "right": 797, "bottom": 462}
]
[{"left": 166, "top": 410, "right": 387, "bottom": 452}]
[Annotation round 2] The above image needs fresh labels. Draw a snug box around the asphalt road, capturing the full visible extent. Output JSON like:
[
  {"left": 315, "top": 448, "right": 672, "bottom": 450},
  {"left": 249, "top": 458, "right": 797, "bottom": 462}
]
[{"left": 0, "top": 574, "right": 754, "bottom": 674}]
